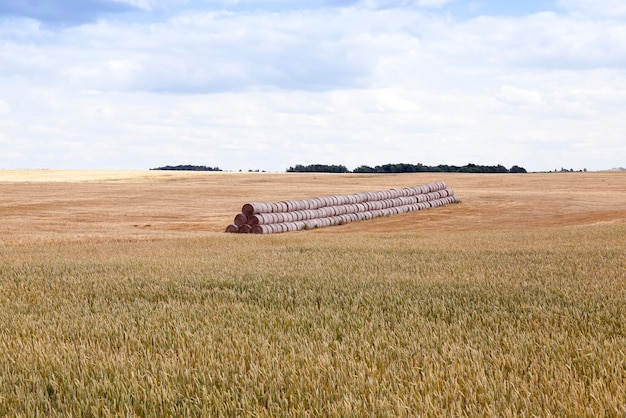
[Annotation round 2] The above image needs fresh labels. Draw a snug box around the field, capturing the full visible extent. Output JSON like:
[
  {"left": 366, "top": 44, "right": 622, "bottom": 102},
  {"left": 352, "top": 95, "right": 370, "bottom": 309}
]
[{"left": 1, "top": 170, "right": 625, "bottom": 416}]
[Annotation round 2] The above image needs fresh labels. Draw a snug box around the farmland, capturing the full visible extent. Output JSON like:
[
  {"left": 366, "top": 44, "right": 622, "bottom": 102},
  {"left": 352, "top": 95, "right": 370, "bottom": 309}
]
[{"left": 1, "top": 171, "right": 625, "bottom": 416}]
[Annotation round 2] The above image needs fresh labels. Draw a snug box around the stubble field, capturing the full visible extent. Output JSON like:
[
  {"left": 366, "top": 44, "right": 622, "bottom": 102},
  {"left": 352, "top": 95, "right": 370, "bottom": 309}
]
[{"left": 1, "top": 170, "right": 625, "bottom": 416}]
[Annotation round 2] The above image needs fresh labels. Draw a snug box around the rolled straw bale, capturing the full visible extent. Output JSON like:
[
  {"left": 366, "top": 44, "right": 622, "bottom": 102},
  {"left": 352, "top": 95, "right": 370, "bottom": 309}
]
[
  {"left": 248, "top": 214, "right": 264, "bottom": 226},
  {"left": 242, "top": 202, "right": 268, "bottom": 216},
  {"left": 358, "top": 193, "right": 369, "bottom": 203},
  {"left": 234, "top": 213, "right": 248, "bottom": 227},
  {"left": 332, "top": 195, "right": 345, "bottom": 205},
  {"left": 307, "top": 210, "right": 318, "bottom": 220},
  {"left": 272, "top": 213, "right": 286, "bottom": 223},
  {"left": 231, "top": 181, "right": 460, "bottom": 234},
  {"left": 337, "top": 204, "right": 349, "bottom": 214},
  {"left": 302, "top": 199, "right": 315, "bottom": 210},
  {"left": 238, "top": 224, "right": 252, "bottom": 234},
  {"left": 251, "top": 224, "right": 267, "bottom": 234},
  {"left": 285, "top": 200, "right": 297, "bottom": 212},
  {"left": 226, "top": 224, "right": 239, "bottom": 233}
]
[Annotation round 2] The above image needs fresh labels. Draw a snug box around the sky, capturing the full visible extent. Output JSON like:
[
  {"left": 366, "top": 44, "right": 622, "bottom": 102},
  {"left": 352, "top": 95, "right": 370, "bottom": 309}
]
[{"left": 1, "top": 0, "right": 625, "bottom": 172}]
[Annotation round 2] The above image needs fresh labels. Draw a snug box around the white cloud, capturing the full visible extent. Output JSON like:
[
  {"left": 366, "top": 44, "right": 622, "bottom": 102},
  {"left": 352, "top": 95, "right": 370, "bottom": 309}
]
[
  {"left": 1, "top": 3, "right": 625, "bottom": 171},
  {"left": 558, "top": 0, "right": 626, "bottom": 17},
  {"left": 495, "top": 86, "right": 543, "bottom": 106}
]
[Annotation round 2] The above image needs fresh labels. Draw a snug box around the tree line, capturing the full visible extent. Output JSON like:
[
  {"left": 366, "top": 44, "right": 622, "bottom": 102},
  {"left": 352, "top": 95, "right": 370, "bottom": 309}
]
[
  {"left": 150, "top": 165, "right": 222, "bottom": 171},
  {"left": 287, "top": 163, "right": 527, "bottom": 173}
]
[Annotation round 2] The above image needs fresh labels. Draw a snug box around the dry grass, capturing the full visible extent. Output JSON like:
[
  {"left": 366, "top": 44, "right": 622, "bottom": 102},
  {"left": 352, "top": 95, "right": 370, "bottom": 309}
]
[{"left": 0, "top": 171, "right": 625, "bottom": 416}]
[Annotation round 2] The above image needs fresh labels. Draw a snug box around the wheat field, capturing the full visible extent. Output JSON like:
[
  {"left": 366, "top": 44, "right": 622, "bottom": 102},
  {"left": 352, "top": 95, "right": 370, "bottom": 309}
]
[{"left": 1, "top": 171, "right": 625, "bottom": 416}]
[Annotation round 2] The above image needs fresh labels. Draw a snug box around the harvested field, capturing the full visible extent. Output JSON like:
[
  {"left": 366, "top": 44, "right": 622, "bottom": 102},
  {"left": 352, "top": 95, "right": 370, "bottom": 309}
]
[
  {"left": 1, "top": 170, "right": 624, "bottom": 241},
  {"left": 0, "top": 170, "right": 625, "bottom": 416}
]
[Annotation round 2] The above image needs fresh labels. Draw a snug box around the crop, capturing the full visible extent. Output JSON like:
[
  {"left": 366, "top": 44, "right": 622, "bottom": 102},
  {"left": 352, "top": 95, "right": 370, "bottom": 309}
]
[{"left": 1, "top": 223, "right": 624, "bottom": 416}]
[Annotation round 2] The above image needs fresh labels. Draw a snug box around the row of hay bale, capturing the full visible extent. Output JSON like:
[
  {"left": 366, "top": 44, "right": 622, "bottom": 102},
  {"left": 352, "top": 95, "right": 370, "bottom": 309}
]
[{"left": 225, "top": 181, "right": 460, "bottom": 234}]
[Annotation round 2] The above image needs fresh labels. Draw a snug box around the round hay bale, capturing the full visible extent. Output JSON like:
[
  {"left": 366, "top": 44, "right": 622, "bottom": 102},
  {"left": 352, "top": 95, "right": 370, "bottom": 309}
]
[
  {"left": 234, "top": 213, "right": 248, "bottom": 227},
  {"left": 225, "top": 224, "right": 239, "bottom": 233},
  {"left": 238, "top": 224, "right": 252, "bottom": 234},
  {"left": 242, "top": 202, "right": 268, "bottom": 216}
]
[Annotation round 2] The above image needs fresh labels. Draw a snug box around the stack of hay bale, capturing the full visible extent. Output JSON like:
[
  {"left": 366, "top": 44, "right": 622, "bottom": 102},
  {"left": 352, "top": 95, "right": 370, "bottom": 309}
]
[{"left": 226, "top": 181, "right": 459, "bottom": 234}]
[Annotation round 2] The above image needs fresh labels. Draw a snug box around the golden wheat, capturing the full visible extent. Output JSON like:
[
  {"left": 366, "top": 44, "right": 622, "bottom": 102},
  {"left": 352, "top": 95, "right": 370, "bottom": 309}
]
[{"left": 1, "top": 223, "right": 624, "bottom": 416}]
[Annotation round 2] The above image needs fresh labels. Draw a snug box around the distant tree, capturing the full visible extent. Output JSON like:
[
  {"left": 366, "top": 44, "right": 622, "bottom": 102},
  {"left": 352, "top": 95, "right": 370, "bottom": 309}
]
[
  {"left": 509, "top": 165, "right": 527, "bottom": 173},
  {"left": 352, "top": 165, "right": 376, "bottom": 173},
  {"left": 150, "top": 165, "right": 221, "bottom": 171},
  {"left": 287, "top": 164, "right": 349, "bottom": 173},
  {"left": 285, "top": 162, "right": 528, "bottom": 174}
]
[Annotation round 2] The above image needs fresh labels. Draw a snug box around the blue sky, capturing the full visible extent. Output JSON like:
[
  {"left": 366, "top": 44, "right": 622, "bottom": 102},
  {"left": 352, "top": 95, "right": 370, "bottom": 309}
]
[{"left": 1, "top": 0, "right": 625, "bottom": 171}]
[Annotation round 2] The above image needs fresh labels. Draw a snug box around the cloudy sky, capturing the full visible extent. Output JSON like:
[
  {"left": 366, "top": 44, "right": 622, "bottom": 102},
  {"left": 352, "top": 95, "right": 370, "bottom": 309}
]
[{"left": 1, "top": 0, "right": 624, "bottom": 172}]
